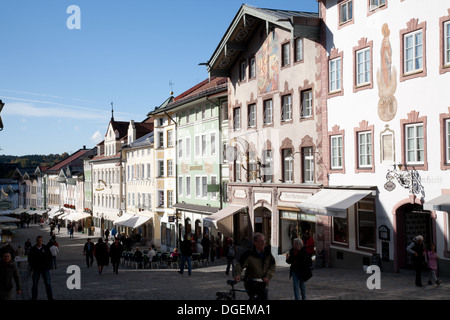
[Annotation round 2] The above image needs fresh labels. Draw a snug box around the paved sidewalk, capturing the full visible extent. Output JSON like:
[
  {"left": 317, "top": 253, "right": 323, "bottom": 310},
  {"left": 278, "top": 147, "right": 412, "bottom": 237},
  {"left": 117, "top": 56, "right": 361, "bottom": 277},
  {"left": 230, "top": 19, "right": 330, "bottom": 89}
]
[{"left": 5, "top": 223, "right": 450, "bottom": 300}]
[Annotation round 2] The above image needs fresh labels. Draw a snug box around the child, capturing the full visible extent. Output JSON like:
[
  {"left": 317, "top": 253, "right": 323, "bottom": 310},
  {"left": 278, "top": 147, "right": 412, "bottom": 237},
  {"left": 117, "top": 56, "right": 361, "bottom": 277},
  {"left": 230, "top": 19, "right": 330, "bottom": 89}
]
[{"left": 427, "top": 244, "right": 441, "bottom": 286}]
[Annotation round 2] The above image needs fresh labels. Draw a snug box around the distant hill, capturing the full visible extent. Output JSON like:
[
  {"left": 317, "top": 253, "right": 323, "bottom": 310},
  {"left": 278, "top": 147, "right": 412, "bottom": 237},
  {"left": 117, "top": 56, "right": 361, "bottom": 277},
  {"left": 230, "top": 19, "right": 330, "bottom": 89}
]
[{"left": 0, "top": 153, "right": 69, "bottom": 178}]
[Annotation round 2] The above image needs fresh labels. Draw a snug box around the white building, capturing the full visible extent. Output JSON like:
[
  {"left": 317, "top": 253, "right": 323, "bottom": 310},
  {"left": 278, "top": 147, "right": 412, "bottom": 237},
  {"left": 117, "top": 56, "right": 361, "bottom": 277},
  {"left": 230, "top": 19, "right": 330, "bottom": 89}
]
[{"left": 307, "top": 0, "right": 450, "bottom": 274}]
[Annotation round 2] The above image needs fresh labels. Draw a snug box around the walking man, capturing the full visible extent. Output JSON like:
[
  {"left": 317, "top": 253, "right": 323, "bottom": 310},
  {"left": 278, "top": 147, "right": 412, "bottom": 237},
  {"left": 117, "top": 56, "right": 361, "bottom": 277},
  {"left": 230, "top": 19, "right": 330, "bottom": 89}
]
[
  {"left": 109, "top": 238, "right": 124, "bottom": 274},
  {"left": 28, "top": 235, "right": 53, "bottom": 300},
  {"left": 83, "top": 238, "right": 94, "bottom": 268},
  {"left": 179, "top": 234, "right": 192, "bottom": 276}
]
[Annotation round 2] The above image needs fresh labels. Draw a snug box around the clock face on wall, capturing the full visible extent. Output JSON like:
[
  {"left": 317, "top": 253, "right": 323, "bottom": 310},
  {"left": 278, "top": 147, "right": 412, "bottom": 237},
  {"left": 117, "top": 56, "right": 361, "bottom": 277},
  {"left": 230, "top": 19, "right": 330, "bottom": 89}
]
[{"left": 223, "top": 146, "right": 238, "bottom": 161}]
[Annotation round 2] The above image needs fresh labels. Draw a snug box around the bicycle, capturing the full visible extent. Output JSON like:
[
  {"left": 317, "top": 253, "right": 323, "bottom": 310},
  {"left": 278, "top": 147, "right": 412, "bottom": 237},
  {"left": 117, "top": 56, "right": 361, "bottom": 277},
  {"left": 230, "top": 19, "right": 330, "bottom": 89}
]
[{"left": 216, "top": 278, "right": 266, "bottom": 300}]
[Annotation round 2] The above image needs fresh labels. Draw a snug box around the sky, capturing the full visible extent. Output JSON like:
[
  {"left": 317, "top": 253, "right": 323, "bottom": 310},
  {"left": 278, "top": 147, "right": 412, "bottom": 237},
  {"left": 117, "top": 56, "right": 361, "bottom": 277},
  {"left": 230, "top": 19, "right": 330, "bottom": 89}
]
[{"left": 0, "top": 0, "right": 319, "bottom": 157}]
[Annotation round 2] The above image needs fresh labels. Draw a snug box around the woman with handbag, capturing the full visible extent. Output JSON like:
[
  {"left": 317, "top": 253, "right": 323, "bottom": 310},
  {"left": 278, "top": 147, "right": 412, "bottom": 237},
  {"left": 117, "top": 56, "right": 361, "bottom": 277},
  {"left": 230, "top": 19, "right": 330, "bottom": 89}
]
[{"left": 286, "top": 238, "right": 312, "bottom": 300}]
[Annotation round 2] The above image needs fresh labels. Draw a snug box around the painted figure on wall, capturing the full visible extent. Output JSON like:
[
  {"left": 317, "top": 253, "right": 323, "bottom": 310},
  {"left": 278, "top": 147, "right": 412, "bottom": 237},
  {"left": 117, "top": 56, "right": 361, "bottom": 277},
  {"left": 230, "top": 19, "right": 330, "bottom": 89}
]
[
  {"left": 377, "top": 23, "right": 397, "bottom": 122},
  {"left": 257, "top": 31, "right": 279, "bottom": 95}
]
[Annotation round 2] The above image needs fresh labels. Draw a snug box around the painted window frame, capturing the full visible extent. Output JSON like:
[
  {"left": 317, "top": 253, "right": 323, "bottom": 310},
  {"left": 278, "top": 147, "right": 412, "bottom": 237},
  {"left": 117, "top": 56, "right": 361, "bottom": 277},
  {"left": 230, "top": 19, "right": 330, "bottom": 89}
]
[
  {"left": 401, "top": 111, "right": 428, "bottom": 171},
  {"left": 400, "top": 19, "right": 427, "bottom": 82},
  {"left": 353, "top": 38, "right": 373, "bottom": 92},
  {"left": 338, "top": 0, "right": 354, "bottom": 28},
  {"left": 263, "top": 99, "right": 273, "bottom": 126}
]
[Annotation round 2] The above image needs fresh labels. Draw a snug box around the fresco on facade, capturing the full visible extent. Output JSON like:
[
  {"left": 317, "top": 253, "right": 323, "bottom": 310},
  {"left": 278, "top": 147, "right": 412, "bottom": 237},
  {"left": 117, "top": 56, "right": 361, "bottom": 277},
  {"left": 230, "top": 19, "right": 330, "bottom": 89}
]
[
  {"left": 257, "top": 32, "right": 279, "bottom": 95},
  {"left": 377, "top": 23, "right": 398, "bottom": 122}
]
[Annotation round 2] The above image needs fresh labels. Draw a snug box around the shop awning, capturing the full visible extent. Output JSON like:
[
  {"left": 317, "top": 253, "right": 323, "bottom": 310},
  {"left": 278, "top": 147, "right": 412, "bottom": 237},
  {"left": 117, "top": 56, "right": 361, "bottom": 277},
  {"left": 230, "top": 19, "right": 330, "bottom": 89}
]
[
  {"left": 203, "top": 205, "right": 247, "bottom": 228},
  {"left": 296, "top": 189, "right": 373, "bottom": 218},
  {"left": 48, "top": 207, "right": 64, "bottom": 218},
  {"left": 114, "top": 213, "right": 151, "bottom": 229},
  {"left": 26, "top": 209, "right": 48, "bottom": 216},
  {"left": 62, "top": 211, "right": 80, "bottom": 221},
  {"left": 423, "top": 195, "right": 450, "bottom": 212},
  {"left": 13, "top": 208, "right": 27, "bottom": 215},
  {"left": 68, "top": 212, "right": 92, "bottom": 221},
  {"left": 173, "top": 202, "right": 219, "bottom": 214},
  {"left": 0, "top": 216, "right": 20, "bottom": 223},
  {"left": 113, "top": 213, "right": 135, "bottom": 225}
]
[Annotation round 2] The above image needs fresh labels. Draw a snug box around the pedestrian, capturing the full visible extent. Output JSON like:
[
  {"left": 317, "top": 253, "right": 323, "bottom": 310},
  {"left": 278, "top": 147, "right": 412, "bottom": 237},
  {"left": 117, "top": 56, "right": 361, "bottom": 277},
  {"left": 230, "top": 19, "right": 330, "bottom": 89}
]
[
  {"left": 178, "top": 234, "right": 192, "bottom": 276},
  {"left": 83, "top": 238, "right": 94, "bottom": 268},
  {"left": 234, "top": 233, "right": 276, "bottom": 300},
  {"left": 146, "top": 245, "right": 156, "bottom": 268},
  {"left": 49, "top": 243, "right": 59, "bottom": 270},
  {"left": 28, "top": 235, "right": 53, "bottom": 300},
  {"left": 427, "top": 244, "right": 441, "bottom": 286},
  {"left": 69, "top": 225, "right": 74, "bottom": 239},
  {"left": 109, "top": 238, "right": 123, "bottom": 274},
  {"left": 94, "top": 238, "right": 109, "bottom": 274},
  {"left": 24, "top": 239, "right": 32, "bottom": 255},
  {"left": 210, "top": 235, "right": 216, "bottom": 263},
  {"left": 225, "top": 238, "right": 237, "bottom": 276},
  {"left": 111, "top": 226, "right": 117, "bottom": 240},
  {"left": 201, "top": 234, "right": 211, "bottom": 263},
  {"left": 303, "top": 230, "right": 315, "bottom": 268},
  {"left": 216, "top": 232, "right": 222, "bottom": 259},
  {"left": 286, "top": 238, "right": 312, "bottom": 300},
  {"left": 0, "top": 252, "right": 22, "bottom": 300},
  {"left": 133, "top": 247, "right": 144, "bottom": 269},
  {"left": 104, "top": 228, "right": 110, "bottom": 242},
  {"left": 406, "top": 235, "right": 426, "bottom": 287}
]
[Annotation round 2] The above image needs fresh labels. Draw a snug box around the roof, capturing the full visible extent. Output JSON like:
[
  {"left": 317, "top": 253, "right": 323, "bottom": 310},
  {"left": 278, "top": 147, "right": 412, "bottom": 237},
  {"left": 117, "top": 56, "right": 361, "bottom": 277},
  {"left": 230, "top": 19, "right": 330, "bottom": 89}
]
[
  {"left": 151, "top": 77, "right": 228, "bottom": 114},
  {"left": 147, "top": 96, "right": 174, "bottom": 117},
  {"left": 124, "top": 131, "right": 154, "bottom": 149},
  {"left": 208, "top": 4, "right": 320, "bottom": 77},
  {"left": 45, "top": 148, "right": 96, "bottom": 174}
]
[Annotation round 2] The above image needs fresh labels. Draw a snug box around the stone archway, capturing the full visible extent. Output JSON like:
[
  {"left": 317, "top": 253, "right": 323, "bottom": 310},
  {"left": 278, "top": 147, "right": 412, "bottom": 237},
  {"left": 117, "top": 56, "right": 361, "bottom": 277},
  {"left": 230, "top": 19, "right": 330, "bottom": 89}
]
[{"left": 393, "top": 199, "right": 433, "bottom": 271}]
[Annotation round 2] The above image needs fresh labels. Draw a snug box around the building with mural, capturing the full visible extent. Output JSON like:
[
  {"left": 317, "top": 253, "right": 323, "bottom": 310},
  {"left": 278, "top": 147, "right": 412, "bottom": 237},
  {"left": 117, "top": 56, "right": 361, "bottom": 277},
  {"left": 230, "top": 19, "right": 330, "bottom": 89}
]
[
  {"left": 309, "top": 0, "right": 450, "bottom": 275},
  {"left": 207, "top": 5, "right": 326, "bottom": 260}
]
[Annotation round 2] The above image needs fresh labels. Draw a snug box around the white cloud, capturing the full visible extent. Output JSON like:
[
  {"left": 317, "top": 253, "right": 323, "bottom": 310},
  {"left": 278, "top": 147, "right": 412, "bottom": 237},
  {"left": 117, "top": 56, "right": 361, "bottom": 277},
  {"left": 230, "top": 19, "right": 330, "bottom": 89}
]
[
  {"left": 90, "top": 131, "right": 103, "bottom": 144},
  {"left": 3, "top": 102, "right": 106, "bottom": 120}
]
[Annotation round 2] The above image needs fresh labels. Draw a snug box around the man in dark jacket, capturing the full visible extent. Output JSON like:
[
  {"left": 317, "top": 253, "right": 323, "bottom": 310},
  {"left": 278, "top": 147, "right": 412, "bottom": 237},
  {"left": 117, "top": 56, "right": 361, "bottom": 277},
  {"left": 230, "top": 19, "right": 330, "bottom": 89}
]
[
  {"left": 28, "top": 235, "right": 53, "bottom": 300},
  {"left": 407, "top": 235, "right": 425, "bottom": 287},
  {"left": 109, "top": 238, "right": 123, "bottom": 274},
  {"left": 0, "top": 252, "right": 22, "bottom": 300},
  {"left": 234, "top": 233, "right": 276, "bottom": 300},
  {"left": 179, "top": 234, "right": 193, "bottom": 275},
  {"left": 83, "top": 238, "right": 94, "bottom": 268}
]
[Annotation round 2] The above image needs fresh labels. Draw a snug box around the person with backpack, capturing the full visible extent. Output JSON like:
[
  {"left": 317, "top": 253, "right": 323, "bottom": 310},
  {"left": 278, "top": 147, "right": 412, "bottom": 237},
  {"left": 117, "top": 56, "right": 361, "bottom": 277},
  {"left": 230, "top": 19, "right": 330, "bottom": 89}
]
[{"left": 286, "top": 238, "right": 312, "bottom": 300}]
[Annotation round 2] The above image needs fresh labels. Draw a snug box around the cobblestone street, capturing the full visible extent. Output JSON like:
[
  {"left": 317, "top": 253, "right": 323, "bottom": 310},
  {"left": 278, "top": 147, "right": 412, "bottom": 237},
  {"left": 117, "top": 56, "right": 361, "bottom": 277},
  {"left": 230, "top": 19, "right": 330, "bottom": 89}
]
[{"left": 6, "top": 223, "right": 450, "bottom": 302}]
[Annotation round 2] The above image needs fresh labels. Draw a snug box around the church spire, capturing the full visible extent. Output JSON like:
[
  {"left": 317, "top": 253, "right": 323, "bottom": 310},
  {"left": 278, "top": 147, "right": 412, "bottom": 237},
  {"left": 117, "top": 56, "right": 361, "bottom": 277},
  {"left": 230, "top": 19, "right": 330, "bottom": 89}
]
[{"left": 111, "top": 102, "right": 114, "bottom": 122}]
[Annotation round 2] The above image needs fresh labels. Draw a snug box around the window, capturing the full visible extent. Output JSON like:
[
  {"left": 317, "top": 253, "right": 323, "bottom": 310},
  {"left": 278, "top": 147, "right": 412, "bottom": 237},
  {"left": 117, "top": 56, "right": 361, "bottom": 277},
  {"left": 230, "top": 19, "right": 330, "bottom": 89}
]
[
  {"left": 446, "top": 119, "right": 450, "bottom": 164},
  {"left": 202, "top": 134, "right": 207, "bottom": 157},
  {"left": 167, "top": 130, "right": 173, "bottom": 147},
  {"left": 210, "top": 176, "right": 218, "bottom": 199},
  {"left": 263, "top": 100, "right": 273, "bottom": 125},
  {"left": 196, "top": 177, "right": 201, "bottom": 198},
  {"left": 331, "top": 135, "right": 343, "bottom": 169},
  {"left": 249, "top": 57, "right": 256, "bottom": 79},
  {"left": 248, "top": 104, "right": 256, "bottom": 128},
  {"left": 358, "top": 131, "right": 372, "bottom": 168},
  {"left": 339, "top": 0, "right": 353, "bottom": 25},
  {"left": 234, "top": 154, "right": 241, "bottom": 181},
  {"left": 356, "top": 48, "right": 371, "bottom": 86},
  {"left": 357, "top": 200, "right": 376, "bottom": 250},
  {"left": 167, "top": 191, "right": 173, "bottom": 207},
  {"left": 147, "top": 163, "right": 151, "bottom": 179},
  {"left": 158, "top": 191, "right": 164, "bottom": 207},
  {"left": 282, "top": 42, "right": 290, "bottom": 67},
  {"left": 195, "top": 136, "right": 200, "bottom": 157},
  {"left": 262, "top": 150, "right": 273, "bottom": 183},
  {"left": 158, "top": 160, "right": 164, "bottom": 177},
  {"left": 404, "top": 30, "right": 423, "bottom": 74},
  {"left": 405, "top": 123, "right": 424, "bottom": 164},
  {"left": 233, "top": 107, "right": 241, "bottom": 130},
  {"left": 302, "top": 147, "right": 314, "bottom": 183},
  {"left": 445, "top": 21, "right": 450, "bottom": 66},
  {"left": 240, "top": 60, "right": 246, "bottom": 81},
  {"left": 158, "top": 131, "right": 164, "bottom": 148},
  {"left": 369, "top": 0, "right": 385, "bottom": 11},
  {"left": 301, "top": 90, "right": 313, "bottom": 118},
  {"left": 294, "top": 38, "right": 303, "bottom": 62},
  {"left": 186, "top": 137, "right": 191, "bottom": 158},
  {"left": 329, "top": 57, "right": 342, "bottom": 93},
  {"left": 178, "top": 139, "right": 183, "bottom": 158},
  {"left": 210, "top": 133, "right": 216, "bottom": 156},
  {"left": 248, "top": 152, "right": 257, "bottom": 182},
  {"left": 202, "top": 176, "right": 208, "bottom": 198},
  {"left": 186, "top": 176, "right": 191, "bottom": 197},
  {"left": 281, "top": 95, "right": 292, "bottom": 122},
  {"left": 282, "top": 149, "right": 293, "bottom": 183},
  {"left": 167, "top": 160, "right": 173, "bottom": 177},
  {"left": 333, "top": 217, "right": 348, "bottom": 244}
]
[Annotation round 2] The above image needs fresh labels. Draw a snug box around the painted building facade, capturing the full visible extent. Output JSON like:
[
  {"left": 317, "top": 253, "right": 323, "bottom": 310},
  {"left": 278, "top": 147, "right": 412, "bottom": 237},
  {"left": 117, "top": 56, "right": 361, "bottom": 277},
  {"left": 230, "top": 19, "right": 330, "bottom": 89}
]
[
  {"left": 315, "top": 0, "right": 450, "bottom": 274},
  {"left": 208, "top": 5, "right": 326, "bottom": 259}
]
